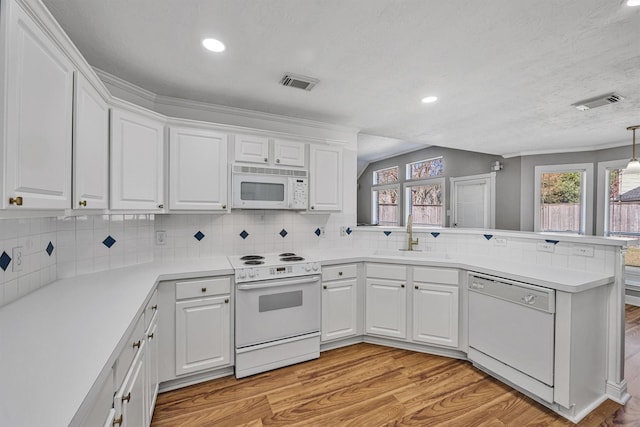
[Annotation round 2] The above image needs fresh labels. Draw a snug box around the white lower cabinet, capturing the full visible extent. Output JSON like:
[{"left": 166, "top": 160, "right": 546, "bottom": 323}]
[
  {"left": 365, "top": 264, "right": 408, "bottom": 339},
  {"left": 115, "top": 341, "right": 146, "bottom": 427},
  {"left": 413, "top": 283, "right": 459, "bottom": 348},
  {"left": 145, "top": 311, "right": 159, "bottom": 421},
  {"left": 321, "top": 264, "right": 359, "bottom": 342},
  {"left": 175, "top": 278, "right": 232, "bottom": 376}
]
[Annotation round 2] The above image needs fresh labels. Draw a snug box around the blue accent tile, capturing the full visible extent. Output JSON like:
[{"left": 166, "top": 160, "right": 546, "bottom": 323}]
[
  {"left": 383, "top": 231, "right": 392, "bottom": 236},
  {"left": 0, "top": 251, "right": 11, "bottom": 271},
  {"left": 314, "top": 228, "right": 322, "bottom": 237},
  {"left": 431, "top": 232, "right": 440, "bottom": 238},
  {"left": 484, "top": 234, "right": 493, "bottom": 240},
  {"left": 346, "top": 227, "right": 352, "bottom": 235},
  {"left": 545, "top": 239, "right": 560, "bottom": 245},
  {"left": 102, "top": 235, "right": 116, "bottom": 248},
  {"left": 280, "top": 229, "right": 288, "bottom": 238},
  {"left": 239, "top": 230, "right": 249, "bottom": 239},
  {"left": 46, "top": 242, "right": 54, "bottom": 256},
  {"left": 194, "top": 231, "right": 205, "bottom": 241}
]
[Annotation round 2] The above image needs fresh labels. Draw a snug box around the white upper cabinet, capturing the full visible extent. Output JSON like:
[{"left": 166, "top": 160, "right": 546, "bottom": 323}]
[
  {"left": 2, "top": 0, "right": 74, "bottom": 209},
  {"left": 110, "top": 107, "right": 165, "bottom": 210},
  {"left": 169, "top": 126, "right": 228, "bottom": 211},
  {"left": 73, "top": 73, "right": 109, "bottom": 210},
  {"left": 273, "top": 139, "right": 305, "bottom": 167},
  {"left": 309, "top": 145, "right": 342, "bottom": 211},
  {"left": 234, "top": 134, "right": 269, "bottom": 164}
]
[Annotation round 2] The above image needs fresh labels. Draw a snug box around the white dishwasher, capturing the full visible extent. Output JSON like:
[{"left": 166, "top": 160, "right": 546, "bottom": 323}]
[{"left": 468, "top": 273, "right": 555, "bottom": 403}]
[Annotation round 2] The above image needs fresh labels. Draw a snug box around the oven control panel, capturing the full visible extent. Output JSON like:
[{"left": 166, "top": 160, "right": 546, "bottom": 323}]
[{"left": 235, "top": 262, "right": 320, "bottom": 283}]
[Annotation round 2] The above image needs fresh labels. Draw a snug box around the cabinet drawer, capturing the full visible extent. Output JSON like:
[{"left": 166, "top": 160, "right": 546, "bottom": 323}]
[
  {"left": 115, "top": 313, "right": 145, "bottom": 387},
  {"left": 322, "top": 264, "right": 357, "bottom": 281},
  {"left": 366, "top": 263, "right": 407, "bottom": 281},
  {"left": 176, "top": 277, "right": 231, "bottom": 300},
  {"left": 413, "top": 267, "right": 459, "bottom": 285},
  {"left": 144, "top": 289, "right": 158, "bottom": 329}
]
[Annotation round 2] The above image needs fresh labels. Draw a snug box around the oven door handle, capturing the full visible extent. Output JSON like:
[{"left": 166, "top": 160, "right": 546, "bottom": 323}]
[{"left": 236, "top": 276, "right": 320, "bottom": 290}]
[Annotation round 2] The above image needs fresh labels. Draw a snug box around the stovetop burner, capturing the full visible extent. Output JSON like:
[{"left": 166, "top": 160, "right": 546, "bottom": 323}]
[
  {"left": 241, "top": 255, "right": 264, "bottom": 261},
  {"left": 279, "top": 252, "right": 296, "bottom": 257},
  {"left": 244, "top": 260, "right": 264, "bottom": 265},
  {"left": 280, "top": 256, "right": 305, "bottom": 262}
]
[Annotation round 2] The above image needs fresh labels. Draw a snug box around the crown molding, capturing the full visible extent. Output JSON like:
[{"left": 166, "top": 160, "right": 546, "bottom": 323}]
[
  {"left": 502, "top": 140, "right": 629, "bottom": 158},
  {"left": 93, "top": 68, "right": 157, "bottom": 103}
]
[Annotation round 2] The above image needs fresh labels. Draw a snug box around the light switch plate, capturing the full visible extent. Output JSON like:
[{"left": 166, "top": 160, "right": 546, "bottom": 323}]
[
  {"left": 12, "top": 246, "right": 23, "bottom": 272},
  {"left": 537, "top": 242, "right": 555, "bottom": 253},
  {"left": 573, "top": 245, "right": 595, "bottom": 257},
  {"left": 156, "top": 231, "right": 167, "bottom": 245}
]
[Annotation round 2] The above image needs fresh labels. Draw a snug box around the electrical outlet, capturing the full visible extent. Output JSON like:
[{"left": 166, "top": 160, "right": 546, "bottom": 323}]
[
  {"left": 573, "top": 245, "right": 595, "bottom": 257},
  {"left": 12, "top": 246, "right": 23, "bottom": 272},
  {"left": 537, "top": 242, "right": 555, "bottom": 253},
  {"left": 494, "top": 238, "right": 507, "bottom": 247},
  {"left": 156, "top": 231, "right": 167, "bottom": 245},
  {"left": 340, "top": 226, "right": 346, "bottom": 236}
]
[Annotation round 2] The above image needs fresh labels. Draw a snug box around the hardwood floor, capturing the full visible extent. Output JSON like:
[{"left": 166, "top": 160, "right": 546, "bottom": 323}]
[{"left": 152, "top": 305, "right": 640, "bottom": 426}]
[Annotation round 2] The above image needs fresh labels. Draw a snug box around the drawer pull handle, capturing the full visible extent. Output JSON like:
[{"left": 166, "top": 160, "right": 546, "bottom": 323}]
[
  {"left": 158, "top": 204, "right": 164, "bottom": 209},
  {"left": 201, "top": 287, "right": 207, "bottom": 293},
  {"left": 323, "top": 285, "right": 327, "bottom": 289},
  {"left": 224, "top": 298, "right": 229, "bottom": 303},
  {"left": 151, "top": 304, "right": 158, "bottom": 310},
  {"left": 78, "top": 200, "right": 87, "bottom": 207},
  {"left": 9, "top": 196, "right": 23, "bottom": 206},
  {"left": 148, "top": 332, "right": 154, "bottom": 339},
  {"left": 122, "top": 392, "right": 131, "bottom": 403},
  {"left": 338, "top": 272, "right": 343, "bottom": 276},
  {"left": 113, "top": 415, "right": 123, "bottom": 426},
  {"left": 133, "top": 340, "right": 141, "bottom": 349}
]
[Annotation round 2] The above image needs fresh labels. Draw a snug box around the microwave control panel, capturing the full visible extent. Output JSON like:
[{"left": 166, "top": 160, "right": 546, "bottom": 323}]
[{"left": 291, "top": 178, "right": 308, "bottom": 209}]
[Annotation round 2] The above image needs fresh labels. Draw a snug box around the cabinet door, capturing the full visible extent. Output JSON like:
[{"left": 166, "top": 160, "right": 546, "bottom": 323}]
[
  {"left": 413, "top": 283, "right": 459, "bottom": 348},
  {"left": 175, "top": 295, "right": 230, "bottom": 375},
  {"left": 111, "top": 108, "right": 164, "bottom": 210},
  {"left": 4, "top": 2, "right": 74, "bottom": 209},
  {"left": 365, "top": 278, "right": 406, "bottom": 339},
  {"left": 73, "top": 73, "right": 109, "bottom": 209},
  {"left": 309, "top": 145, "right": 342, "bottom": 211},
  {"left": 234, "top": 134, "right": 269, "bottom": 164},
  {"left": 274, "top": 139, "right": 305, "bottom": 167},
  {"left": 322, "top": 278, "right": 357, "bottom": 342},
  {"left": 169, "top": 127, "right": 228, "bottom": 210},
  {"left": 145, "top": 313, "right": 159, "bottom": 422},
  {"left": 122, "top": 347, "right": 146, "bottom": 427}
]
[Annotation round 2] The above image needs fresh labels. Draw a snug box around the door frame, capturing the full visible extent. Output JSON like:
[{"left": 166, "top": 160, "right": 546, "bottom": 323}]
[{"left": 450, "top": 172, "right": 496, "bottom": 228}]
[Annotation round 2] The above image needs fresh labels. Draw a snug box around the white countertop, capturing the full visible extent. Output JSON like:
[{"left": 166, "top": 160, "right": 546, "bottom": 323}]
[
  {"left": 0, "top": 257, "right": 232, "bottom": 427},
  {"left": 0, "top": 251, "right": 614, "bottom": 426}
]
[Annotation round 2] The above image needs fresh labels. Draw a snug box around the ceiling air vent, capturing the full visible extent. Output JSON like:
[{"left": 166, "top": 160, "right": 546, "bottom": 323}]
[
  {"left": 572, "top": 93, "right": 625, "bottom": 111},
  {"left": 280, "top": 73, "right": 319, "bottom": 91}
]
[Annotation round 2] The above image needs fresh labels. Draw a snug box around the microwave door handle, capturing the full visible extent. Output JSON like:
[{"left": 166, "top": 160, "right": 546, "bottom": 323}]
[{"left": 236, "top": 276, "right": 320, "bottom": 290}]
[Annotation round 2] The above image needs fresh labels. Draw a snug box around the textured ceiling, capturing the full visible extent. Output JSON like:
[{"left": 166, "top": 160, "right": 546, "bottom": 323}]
[{"left": 42, "top": 0, "right": 640, "bottom": 159}]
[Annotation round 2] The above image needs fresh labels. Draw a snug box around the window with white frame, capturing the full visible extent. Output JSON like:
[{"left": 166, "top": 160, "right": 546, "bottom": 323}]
[
  {"left": 404, "top": 179, "right": 445, "bottom": 226},
  {"left": 372, "top": 166, "right": 399, "bottom": 225},
  {"left": 534, "top": 163, "right": 593, "bottom": 234},
  {"left": 406, "top": 157, "right": 444, "bottom": 180}
]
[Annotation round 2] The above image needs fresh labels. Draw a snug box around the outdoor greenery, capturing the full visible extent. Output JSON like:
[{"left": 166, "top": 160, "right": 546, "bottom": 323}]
[{"left": 541, "top": 172, "right": 581, "bottom": 203}]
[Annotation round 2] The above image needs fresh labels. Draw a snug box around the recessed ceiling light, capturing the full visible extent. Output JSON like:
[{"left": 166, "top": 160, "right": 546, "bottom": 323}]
[
  {"left": 421, "top": 96, "right": 438, "bottom": 104},
  {"left": 202, "top": 38, "right": 225, "bottom": 53},
  {"left": 628, "top": 0, "right": 640, "bottom": 6}
]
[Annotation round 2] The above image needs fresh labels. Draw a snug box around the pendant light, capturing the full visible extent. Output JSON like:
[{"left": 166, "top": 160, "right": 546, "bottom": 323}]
[{"left": 625, "top": 125, "right": 640, "bottom": 174}]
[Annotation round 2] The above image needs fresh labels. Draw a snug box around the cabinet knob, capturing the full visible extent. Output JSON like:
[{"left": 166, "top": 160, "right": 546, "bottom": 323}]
[
  {"left": 132, "top": 340, "right": 141, "bottom": 349},
  {"left": 147, "top": 332, "right": 154, "bottom": 340},
  {"left": 224, "top": 298, "right": 229, "bottom": 303},
  {"left": 264, "top": 158, "right": 268, "bottom": 163},
  {"left": 9, "top": 196, "right": 23, "bottom": 206},
  {"left": 78, "top": 200, "right": 87, "bottom": 207},
  {"left": 415, "top": 285, "right": 419, "bottom": 289},
  {"left": 158, "top": 204, "right": 164, "bottom": 209},
  {"left": 122, "top": 392, "right": 131, "bottom": 403},
  {"left": 311, "top": 206, "right": 315, "bottom": 210},
  {"left": 401, "top": 284, "right": 405, "bottom": 288},
  {"left": 338, "top": 272, "right": 343, "bottom": 276},
  {"left": 151, "top": 304, "right": 158, "bottom": 311},
  {"left": 113, "top": 415, "right": 123, "bottom": 426},
  {"left": 201, "top": 287, "right": 207, "bottom": 293},
  {"left": 276, "top": 158, "right": 280, "bottom": 163},
  {"left": 323, "top": 285, "right": 327, "bottom": 289},
  {"left": 222, "top": 205, "right": 227, "bottom": 209}
]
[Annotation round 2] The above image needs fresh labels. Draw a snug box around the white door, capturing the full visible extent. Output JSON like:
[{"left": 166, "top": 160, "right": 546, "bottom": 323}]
[
  {"left": 309, "top": 145, "right": 342, "bottom": 211},
  {"left": 73, "top": 73, "right": 109, "bottom": 210},
  {"left": 274, "top": 139, "right": 305, "bottom": 167},
  {"left": 175, "top": 296, "right": 230, "bottom": 375},
  {"left": 4, "top": 2, "right": 74, "bottom": 209},
  {"left": 110, "top": 108, "right": 165, "bottom": 210},
  {"left": 321, "top": 278, "right": 358, "bottom": 341},
  {"left": 450, "top": 173, "right": 496, "bottom": 228},
  {"left": 365, "top": 278, "right": 406, "bottom": 339},
  {"left": 234, "top": 134, "right": 269, "bottom": 164},
  {"left": 412, "top": 283, "right": 459, "bottom": 348},
  {"left": 169, "top": 127, "right": 228, "bottom": 210}
]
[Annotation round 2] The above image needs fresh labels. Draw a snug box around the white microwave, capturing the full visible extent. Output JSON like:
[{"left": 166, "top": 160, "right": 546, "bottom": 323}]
[{"left": 231, "top": 165, "right": 308, "bottom": 210}]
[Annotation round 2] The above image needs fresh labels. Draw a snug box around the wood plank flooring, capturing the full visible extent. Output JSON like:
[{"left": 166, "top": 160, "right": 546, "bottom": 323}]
[{"left": 152, "top": 305, "right": 640, "bottom": 426}]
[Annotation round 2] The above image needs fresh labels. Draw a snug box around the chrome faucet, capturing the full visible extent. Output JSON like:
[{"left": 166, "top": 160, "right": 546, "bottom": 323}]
[{"left": 406, "top": 214, "right": 419, "bottom": 251}]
